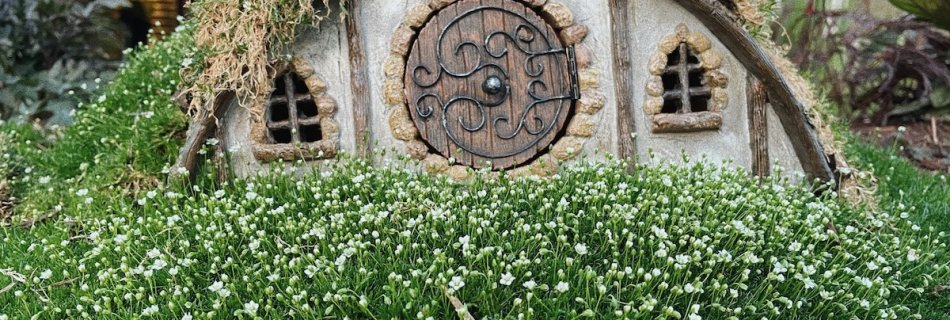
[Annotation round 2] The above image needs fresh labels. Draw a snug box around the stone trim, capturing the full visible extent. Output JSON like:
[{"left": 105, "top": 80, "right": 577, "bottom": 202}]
[
  {"left": 251, "top": 57, "right": 341, "bottom": 162},
  {"left": 645, "top": 23, "right": 729, "bottom": 133},
  {"left": 384, "top": 0, "right": 604, "bottom": 180}
]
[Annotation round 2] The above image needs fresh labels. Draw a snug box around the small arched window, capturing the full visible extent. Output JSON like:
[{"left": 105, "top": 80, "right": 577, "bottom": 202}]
[
  {"left": 661, "top": 42, "right": 711, "bottom": 114},
  {"left": 251, "top": 59, "right": 340, "bottom": 162},
  {"left": 645, "top": 24, "right": 729, "bottom": 133},
  {"left": 265, "top": 71, "right": 323, "bottom": 144}
]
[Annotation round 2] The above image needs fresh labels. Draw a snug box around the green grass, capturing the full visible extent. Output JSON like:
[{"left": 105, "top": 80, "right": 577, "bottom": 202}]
[{"left": 844, "top": 138, "right": 950, "bottom": 236}]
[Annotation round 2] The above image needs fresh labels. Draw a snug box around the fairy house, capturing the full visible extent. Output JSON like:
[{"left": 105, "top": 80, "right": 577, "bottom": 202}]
[{"left": 175, "top": 0, "right": 839, "bottom": 185}]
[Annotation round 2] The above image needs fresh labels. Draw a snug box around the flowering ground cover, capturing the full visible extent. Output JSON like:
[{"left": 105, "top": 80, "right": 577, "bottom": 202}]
[
  {"left": 0, "top": 22, "right": 948, "bottom": 320},
  {"left": 0, "top": 158, "right": 946, "bottom": 319}
]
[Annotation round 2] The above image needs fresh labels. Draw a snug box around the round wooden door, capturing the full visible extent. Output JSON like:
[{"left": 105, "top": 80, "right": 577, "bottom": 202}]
[{"left": 405, "top": 0, "right": 578, "bottom": 170}]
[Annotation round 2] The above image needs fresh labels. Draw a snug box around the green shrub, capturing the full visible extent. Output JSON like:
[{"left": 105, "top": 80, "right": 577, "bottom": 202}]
[{"left": 1, "top": 159, "right": 946, "bottom": 319}]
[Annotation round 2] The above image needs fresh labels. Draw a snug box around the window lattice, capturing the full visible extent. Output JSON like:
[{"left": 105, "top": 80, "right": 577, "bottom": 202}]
[
  {"left": 661, "top": 42, "right": 711, "bottom": 114},
  {"left": 265, "top": 71, "right": 322, "bottom": 144}
]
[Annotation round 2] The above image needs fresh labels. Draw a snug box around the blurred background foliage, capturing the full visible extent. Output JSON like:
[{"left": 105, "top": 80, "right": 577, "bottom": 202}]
[
  {"left": 0, "top": 0, "right": 129, "bottom": 126},
  {"left": 775, "top": 0, "right": 950, "bottom": 125},
  {"left": 888, "top": 0, "right": 950, "bottom": 31},
  {"left": 0, "top": 0, "right": 184, "bottom": 127}
]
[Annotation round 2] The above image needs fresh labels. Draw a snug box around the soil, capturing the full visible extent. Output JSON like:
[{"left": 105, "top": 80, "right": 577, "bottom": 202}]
[{"left": 852, "top": 118, "right": 950, "bottom": 173}]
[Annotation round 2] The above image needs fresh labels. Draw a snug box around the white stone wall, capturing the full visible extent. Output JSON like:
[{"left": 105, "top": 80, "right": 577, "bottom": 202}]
[{"left": 223, "top": 0, "right": 807, "bottom": 179}]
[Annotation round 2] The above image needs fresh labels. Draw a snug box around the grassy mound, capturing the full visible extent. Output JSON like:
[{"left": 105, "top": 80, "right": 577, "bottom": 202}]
[
  {"left": 0, "top": 26, "right": 192, "bottom": 222},
  {"left": 0, "top": 17, "right": 947, "bottom": 320},
  {"left": 1, "top": 159, "right": 947, "bottom": 319}
]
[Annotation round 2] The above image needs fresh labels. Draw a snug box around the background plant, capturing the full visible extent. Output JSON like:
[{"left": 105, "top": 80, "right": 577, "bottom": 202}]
[
  {"left": 0, "top": 0, "right": 129, "bottom": 126},
  {"left": 776, "top": 0, "right": 950, "bottom": 124}
]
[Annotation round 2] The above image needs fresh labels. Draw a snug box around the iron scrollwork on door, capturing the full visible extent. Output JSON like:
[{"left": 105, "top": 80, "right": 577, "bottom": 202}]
[{"left": 404, "top": 0, "right": 580, "bottom": 170}]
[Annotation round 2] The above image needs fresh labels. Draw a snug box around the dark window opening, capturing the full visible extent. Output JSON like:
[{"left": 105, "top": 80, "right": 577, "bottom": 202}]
[
  {"left": 264, "top": 70, "right": 324, "bottom": 144},
  {"left": 300, "top": 124, "right": 323, "bottom": 143},
  {"left": 297, "top": 99, "right": 318, "bottom": 118},
  {"left": 271, "top": 128, "right": 293, "bottom": 144},
  {"left": 661, "top": 42, "right": 712, "bottom": 114},
  {"left": 270, "top": 102, "right": 290, "bottom": 122}
]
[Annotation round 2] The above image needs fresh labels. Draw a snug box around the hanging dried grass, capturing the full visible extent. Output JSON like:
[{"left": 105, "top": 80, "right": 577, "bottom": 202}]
[{"left": 180, "top": 0, "right": 346, "bottom": 117}]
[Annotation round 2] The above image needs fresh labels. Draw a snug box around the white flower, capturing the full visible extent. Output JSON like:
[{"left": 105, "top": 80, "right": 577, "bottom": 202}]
[
  {"left": 788, "top": 241, "right": 802, "bottom": 252},
  {"left": 141, "top": 305, "right": 159, "bottom": 316},
  {"left": 151, "top": 259, "right": 167, "bottom": 270},
  {"left": 523, "top": 280, "right": 537, "bottom": 290},
  {"left": 907, "top": 249, "right": 918, "bottom": 262},
  {"left": 459, "top": 236, "right": 470, "bottom": 245},
  {"left": 39, "top": 269, "right": 52, "bottom": 280},
  {"left": 76, "top": 188, "right": 88, "bottom": 196},
  {"left": 114, "top": 234, "right": 127, "bottom": 244},
  {"left": 688, "top": 314, "right": 702, "bottom": 320},
  {"left": 208, "top": 281, "right": 224, "bottom": 292},
  {"left": 802, "top": 265, "right": 817, "bottom": 276},
  {"left": 773, "top": 261, "right": 787, "bottom": 274},
  {"left": 574, "top": 243, "right": 588, "bottom": 255},
  {"left": 169, "top": 267, "right": 179, "bottom": 276},
  {"left": 866, "top": 261, "right": 879, "bottom": 271},
  {"left": 499, "top": 272, "right": 515, "bottom": 286},
  {"left": 243, "top": 301, "right": 259, "bottom": 315},
  {"left": 652, "top": 226, "right": 668, "bottom": 239},
  {"left": 449, "top": 276, "right": 465, "bottom": 291},
  {"left": 181, "top": 314, "right": 193, "bottom": 320},
  {"left": 801, "top": 277, "right": 816, "bottom": 289},
  {"left": 684, "top": 283, "right": 695, "bottom": 293},
  {"left": 555, "top": 281, "right": 569, "bottom": 293},
  {"left": 898, "top": 126, "right": 907, "bottom": 133},
  {"left": 675, "top": 254, "right": 690, "bottom": 265},
  {"left": 147, "top": 248, "right": 161, "bottom": 258}
]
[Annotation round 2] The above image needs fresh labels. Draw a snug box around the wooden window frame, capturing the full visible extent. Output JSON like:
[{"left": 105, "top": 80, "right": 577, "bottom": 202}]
[{"left": 251, "top": 60, "right": 340, "bottom": 162}]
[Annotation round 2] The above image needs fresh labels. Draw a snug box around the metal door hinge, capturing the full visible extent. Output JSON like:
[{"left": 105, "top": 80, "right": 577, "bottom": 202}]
[{"left": 567, "top": 46, "right": 581, "bottom": 100}]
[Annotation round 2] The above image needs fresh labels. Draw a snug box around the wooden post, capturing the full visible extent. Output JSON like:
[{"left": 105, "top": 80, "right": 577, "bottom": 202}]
[
  {"left": 171, "top": 91, "right": 235, "bottom": 182},
  {"left": 748, "top": 76, "right": 770, "bottom": 178},
  {"left": 346, "top": 3, "right": 373, "bottom": 158},
  {"left": 609, "top": 0, "right": 638, "bottom": 163}
]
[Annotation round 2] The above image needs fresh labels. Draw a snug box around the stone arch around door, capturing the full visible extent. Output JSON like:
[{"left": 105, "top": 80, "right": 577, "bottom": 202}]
[{"left": 383, "top": 0, "right": 604, "bottom": 179}]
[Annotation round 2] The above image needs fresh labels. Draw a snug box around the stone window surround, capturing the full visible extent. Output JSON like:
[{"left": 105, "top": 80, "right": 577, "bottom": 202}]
[
  {"left": 383, "top": 0, "right": 606, "bottom": 180},
  {"left": 251, "top": 57, "right": 341, "bottom": 162},
  {"left": 645, "top": 24, "right": 729, "bottom": 134}
]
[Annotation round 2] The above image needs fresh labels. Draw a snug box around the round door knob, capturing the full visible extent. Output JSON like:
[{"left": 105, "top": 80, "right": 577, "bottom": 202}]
[{"left": 482, "top": 76, "right": 504, "bottom": 95}]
